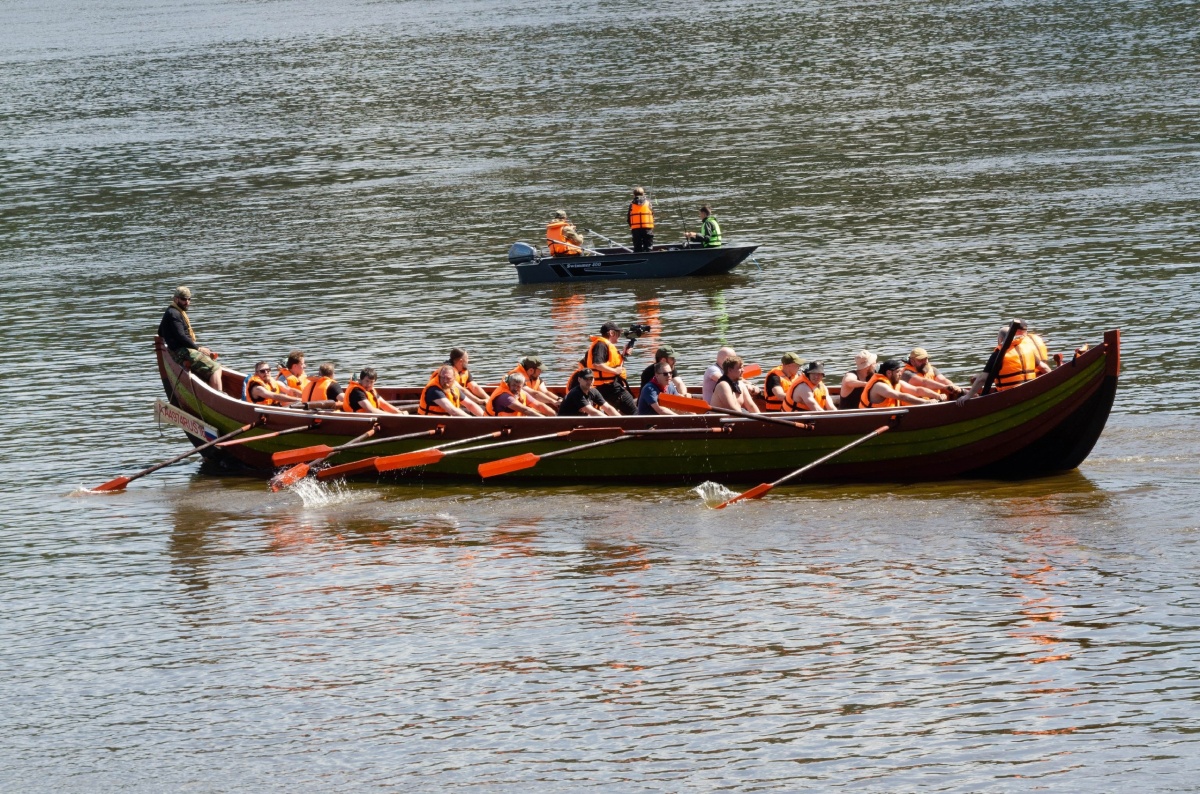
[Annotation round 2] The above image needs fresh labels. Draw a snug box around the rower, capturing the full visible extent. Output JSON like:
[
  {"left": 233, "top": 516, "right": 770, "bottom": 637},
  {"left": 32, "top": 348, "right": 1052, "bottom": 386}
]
[
  {"left": 342, "top": 367, "right": 403, "bottom": 414},
  {"left": 763, "top": 352, "right": 802, "bottom": 412},
  {"left": 558, "top": 369, "right": 620, "bottom": 417},
  {"left": 639, "top": 345, "right": 688, "bottom": 395},
  {"left": 787, "top": 360, "right": 834, "bottom": 411},
  {"left": 841, "top": 350, "right": 877, "bottom": 409},
  {"left": 277, "top": 351, "right": 308, "bottom": 392},
  {"left": 959, "top": 325, "right": 1047, "bottom": 402},
  {"left": 433, "top": 348, "right": 489, "bottom": 408},
  {"left": 710, "top": 355, "right": 760, "bottom": 413},
  {"left": 509, "top": 355, "right": 559, "bottom": 416},
  {"left": 245, "top": 361, "right": 301, "bottom": 406},
  {"left": 860, "top": 360, "right": 934, "bottom": 408},
  {"left": 628, "top": 187, "right": 655, "bottom": 252},
  {"left": 1013, "top": 320, "right": 1053, "bottom": 376},
  {"left": 637, "top": 361, "right": 679, "bottom": 415},
  {"left": 419, "top": 364, "right": 475, "bottom": 417},
  {"left": 486, "top": 372, "right": 541, "bottom": 417},
  {"left": 703, "top": 347, "right": 736, "bottom": 404},
  {"left": 900, "top": 347, "right": 962, "bottom": 399},
  {"left": 299, "top": 362, "right": 344, "bottom": 410}
]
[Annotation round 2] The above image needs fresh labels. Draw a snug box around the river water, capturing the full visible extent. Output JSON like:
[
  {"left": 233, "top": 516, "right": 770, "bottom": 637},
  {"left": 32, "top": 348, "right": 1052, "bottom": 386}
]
[{"left": 3, "top": 0, "right": 1199, "bottom": 789}]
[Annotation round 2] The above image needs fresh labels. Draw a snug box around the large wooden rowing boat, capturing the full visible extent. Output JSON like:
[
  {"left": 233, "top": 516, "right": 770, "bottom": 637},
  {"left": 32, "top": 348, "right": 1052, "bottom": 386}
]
[{"left": 155, "top": 330, "right": 1120, "bottom": 485}]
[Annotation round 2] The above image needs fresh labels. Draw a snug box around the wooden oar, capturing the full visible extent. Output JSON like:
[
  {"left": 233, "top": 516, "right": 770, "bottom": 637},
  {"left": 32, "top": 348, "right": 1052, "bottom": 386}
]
[
  {"left": 90, "top": 419, "right": 260, "bottom": 492},
  {"left": 272, "top": 427, "right": 438, "bottom": 466},
  {"left": 376, "top": 427, "right": 619, "bottom": 474},
  {"left": 658, "top": 393, "right": 812, "bottom": 430},
  {"left": 308, "top": 428, "right": 444, "bottom": 480},
  {"left": 981, "top": 320, "right": 1021, "bottom": 396},
  {"left": 715, "top": 425, "right": 890, "bottom": 509},
  {"left": 269, "top": 425, "right": 377, "bottom": 491},
  {"left": 478, "top": 426, "right": 727, "bottom": 479},
  {"left": 216, "top": 422, "right": 318, "bottom": 448}
]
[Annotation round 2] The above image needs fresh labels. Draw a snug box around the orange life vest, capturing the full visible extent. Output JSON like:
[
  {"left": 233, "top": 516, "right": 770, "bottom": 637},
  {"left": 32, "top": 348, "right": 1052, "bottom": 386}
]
[
  {"left": 418, "top": 378, "right": 462, "bottom": 415},
  {"left": 486, "top": 381, "right": 529, "bottom": 417},
  {"left": 629, "top": 200, "right": 654, "bottom": 230},
  {"left": 763, "top": 366, "right": 793, "bottom": 412},
  {"left": 1027, "top": 332, "right": 1049, "bottom": 363},
  {"left": 787, "top": 373, "right": 831, "bottom": 411},
  {"left": 277, "top": 367, "right": 307, "bottom": 392},
  {"left": 994, "top": 337, "right": 1039, "bottom": 391},
  {"left": 508, "top": 364, "right": 542, "bottom": 392},
  {"left": 859, "top": 374, "right": 898, "bottom": 409},
  {"left": 301, "top": 376, "right": 334, "bottom": 402},
  {"left": 583, "top": 336, "right": 625, "bottom": 387},
  {"left": 342, "top": 380, "right": 379, "bottom": 413},
  {"left": 547, "top": 221, "right": 572, "bottom": 256},
  {"left": 429, "top": 365, "right": 471, "bottom": 390},
  {"left": 245, "top": 373, "right": 282, "bottom": 406}
]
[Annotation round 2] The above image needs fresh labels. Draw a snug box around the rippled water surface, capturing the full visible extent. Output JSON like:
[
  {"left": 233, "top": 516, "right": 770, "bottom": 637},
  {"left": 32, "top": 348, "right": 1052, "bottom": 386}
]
[{"left": 3, "top": 0, "right": 1199, "bottom": 789}]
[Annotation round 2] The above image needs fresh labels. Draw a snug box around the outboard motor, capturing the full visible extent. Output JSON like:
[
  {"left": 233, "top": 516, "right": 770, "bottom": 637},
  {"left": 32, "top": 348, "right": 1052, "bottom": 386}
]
[{"left": 507, "top": 242, "right": 539, "bottom": 265}]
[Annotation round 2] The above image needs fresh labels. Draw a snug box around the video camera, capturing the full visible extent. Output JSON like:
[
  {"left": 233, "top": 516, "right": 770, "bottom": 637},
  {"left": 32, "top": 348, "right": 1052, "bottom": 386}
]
[{"left": 623, "top": 323, "right": 652, "bottom": 341}]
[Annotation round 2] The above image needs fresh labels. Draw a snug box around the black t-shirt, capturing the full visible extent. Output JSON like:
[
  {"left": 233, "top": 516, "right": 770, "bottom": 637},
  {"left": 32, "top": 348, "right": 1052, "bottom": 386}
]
[
  {"left": 348, "top": 387, "right": 375, "bottom": 411},
  {"left": 764, "top": 372, "right": 783, "bottom": 399},
  {"left": 325, "top": 383, "right": 344, "bottom": 402},
  {"left": 158, "top": 306, "right": 196, "bottom": 352},
  {"left": 640, "top": 363, "right": 658, "bottom": 387},
  {"left": 558, "top": 386, "right": 607, "bottom": 416}
]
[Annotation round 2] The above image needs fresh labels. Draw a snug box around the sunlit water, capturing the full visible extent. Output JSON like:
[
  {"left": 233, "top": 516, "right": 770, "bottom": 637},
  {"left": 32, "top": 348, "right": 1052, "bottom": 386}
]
[{"left": 3, "top": 0, "right": 1199, "bottom": 789}]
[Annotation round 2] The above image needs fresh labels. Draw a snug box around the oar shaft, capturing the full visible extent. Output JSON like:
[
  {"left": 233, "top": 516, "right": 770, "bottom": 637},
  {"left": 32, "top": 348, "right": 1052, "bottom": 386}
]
[
  {"left": 128, "top": 421, "right": 257, "bottom": 481},
  {"left": 442, "top": 430, "right": 570, "bottom": 457},
  {"left": 217, "top": 423, "right": 315, "bottom": 447},
  {"left": 338, "top": 427, "right": 439, "bottom": 452},
  {"left": 312, "top": 425, "right": 378, "bottom": 464},
  {"left": 982, "top": 320, "right": 1020, "bottom": 396},
  {"left": 536, "top": 435, "right": 630, "bottom": 462},
  {"left": 769, "top": 425, "right": 890, "bottom": 488}
]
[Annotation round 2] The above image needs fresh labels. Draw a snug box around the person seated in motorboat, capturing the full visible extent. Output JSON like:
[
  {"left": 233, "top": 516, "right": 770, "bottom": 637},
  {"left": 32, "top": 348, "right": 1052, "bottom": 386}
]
[
  {"left": 684, "top": 205, "right": 722, "bottom": 248},
  {"left": 486, "top": 372, "right": 542, "bottom": 417},
  {"left": 419, "top": 364, "right": 477, "bottom": 417},
  {"left": 840, "top": 350, "right": 876, "bottom": 409},
  {"left": 637, "top": 361, "right": 679, "bottom": 415},
  {"left": 299, "top": 362, "right": 344, "bottom": 410},
  {"left": 509, "top": 356, "right": 560, "bottom": 416},
  {"left": 546, "top": 209, "right": 581, "bottom": 257},
  {"left": 277, "top": 350, "right": 308, "bottom": 392},
  {"left": 343, "top": 367, "right": 404, "bottom": 414},
  {"left": 762, "top": 352, "right": 802, "bottom": 412},
  {"left": 860, "top": 360, "right": 935, "bottom": 409},
  {"left": 245, "top": 361, "right": 303, "bottom": 406},
  {"left": 639, "top": 345, "right": 688, "bottom": 395},
  {"left": 628, "top": 187, "right": 655, "bottom": 252},
  {"left": 710, "top": 355, "right": 760, "bottom": 413},
  {"left": 158, "top": 286, "right": 223, "bottom": 390},
  {"left": 787, "top": 360, "right": 835, "bottom": 411},
  {"left": 900, "top": 347, "right": 963, "bottom": 399},
  {"left": 558, "top": 369, "right": 620, "bottom": 417}
]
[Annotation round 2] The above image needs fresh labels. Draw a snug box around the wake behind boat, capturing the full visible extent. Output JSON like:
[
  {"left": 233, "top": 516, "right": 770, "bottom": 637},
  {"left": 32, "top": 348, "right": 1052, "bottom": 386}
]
[{"left": 507, "top": 241, "right": 759, "bottom": 284}]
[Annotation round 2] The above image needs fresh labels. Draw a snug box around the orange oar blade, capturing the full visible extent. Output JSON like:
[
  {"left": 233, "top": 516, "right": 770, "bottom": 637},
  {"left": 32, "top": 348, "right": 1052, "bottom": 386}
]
[
  {"left": 269, "top": 463, "right": 310, "bottom": 491},
  {"left": 374, "top": 448, "right": 445, "bottom": 473},
  {"left": 90, "top": 476, "right": 131, "bottom": 493},
  {"left": 316, "top": 457, "right": 378, "bottom": 481},
  {"left": 658, "top": 393, "right": 711, "bottom": 414},
  {"left": 743, "top": 364, "right": 762, "bottom": 378},
  {"left": 715, "top": 482, "right": 772, "bottom": 509},
  {"left": 478, "top": 452, "right": 541, "bottom": 479},
  {"left": 272, "top": 445, "right": 333, "bottom": 467}
]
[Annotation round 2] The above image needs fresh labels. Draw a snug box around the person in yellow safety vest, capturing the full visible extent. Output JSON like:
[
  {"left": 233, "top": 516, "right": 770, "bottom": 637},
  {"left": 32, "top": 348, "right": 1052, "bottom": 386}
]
[
  {"left": 628, "top": 186, "right": 655, "bottom": 252},
  {"left": 574, "top": 321, "right": 638, "bottom": 415},
  {"left": 900, "top": 347, "right": 963, "bottom": 399},
  {"left": 299, "top": 362, "right": 344, "bottom": 410},
  {"left": 684, "top": 205, "right": 723, "bottom": 247},
  {"left": 342, "top": 367, "right": 404, "bottom": 414},
  {"left": 787, "top": 360, "right": 835, "bottom": 411},
  {"left": 509, "top": 355, "right": 559, "bottom": 416},
  {"left": 486, "top": 372, "right": 542, "bottom": 417},
  {"left": 763, "top": 352, "right": 802, "bottom": 412},
  {"left": 245, "top": 361, "right": 302, "bottom": 406},
  {"left": 277, "top": 350, "right": 309, "bottom": 393},
  {"left": 419, "top": 364, "right": 474, "bottom": 417},
  {"left": 546, "top": 209, "right": 582, "bottom": 257},
  {"left": 860, "top": 359, "right": 937, "bottom": 409}
]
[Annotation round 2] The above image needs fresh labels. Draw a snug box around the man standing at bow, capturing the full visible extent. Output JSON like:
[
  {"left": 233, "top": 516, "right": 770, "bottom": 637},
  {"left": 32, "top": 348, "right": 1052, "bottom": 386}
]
[{"left": 158, "top": 286, "right": 223, "bottom": 390}]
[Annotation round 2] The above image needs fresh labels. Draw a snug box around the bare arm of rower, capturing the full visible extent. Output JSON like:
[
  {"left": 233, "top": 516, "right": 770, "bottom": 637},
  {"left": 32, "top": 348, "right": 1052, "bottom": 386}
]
[
  {"left": 876, "top": 382, "right": 931, "bottom": 406},
  {"left": 899, "top": 381, "right": 946, "bottom": 401},
  {"left": 794, "top": 383, "right": 831, "bottom": 412}
]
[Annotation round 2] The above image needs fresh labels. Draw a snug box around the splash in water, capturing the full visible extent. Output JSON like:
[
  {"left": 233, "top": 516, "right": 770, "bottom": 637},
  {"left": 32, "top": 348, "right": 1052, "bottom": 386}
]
[
  {"left": 693, "top": 480, "right": 737, "bottom": 509},
  {"left": 288, "top": 476, "right": 359, "bottom": 508}
]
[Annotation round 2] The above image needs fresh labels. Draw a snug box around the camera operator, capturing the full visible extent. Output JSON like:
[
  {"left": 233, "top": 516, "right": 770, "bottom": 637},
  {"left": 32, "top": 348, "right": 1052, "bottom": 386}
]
[{"left": 579, "top": 321, "right": 638, "bottom": 415}]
